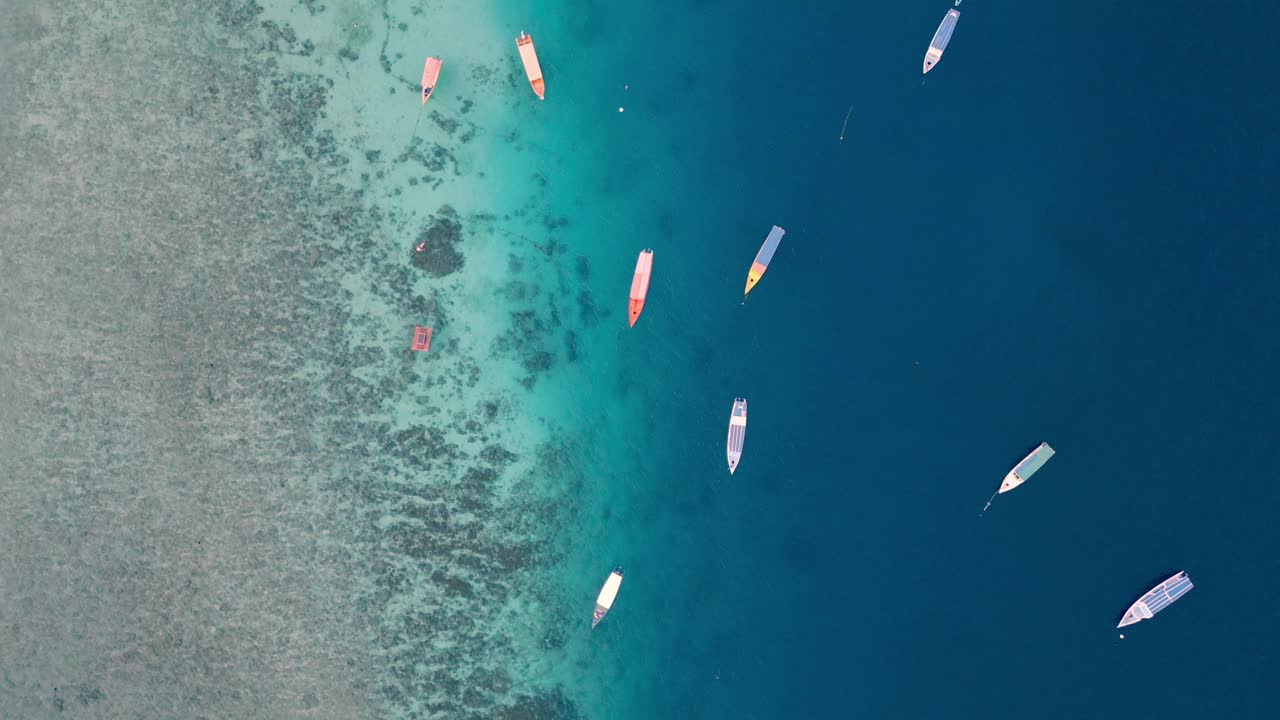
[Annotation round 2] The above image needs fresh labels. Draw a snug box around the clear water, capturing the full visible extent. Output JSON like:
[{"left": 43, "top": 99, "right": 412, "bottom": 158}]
[{"left": 3, "top": 1, "right": 1278, "bottom": 718}]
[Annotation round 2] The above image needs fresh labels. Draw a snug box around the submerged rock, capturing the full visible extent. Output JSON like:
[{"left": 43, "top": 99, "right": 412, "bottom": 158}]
[
  {"left": 430, "top": 110, "right": 460, "bottom": 135},
  {"left": 495, "top": 690, "right": 581, "bottom": 720},
  {"left": 411, "top": 205, "right": 464, "bottom": 277},
  {"left": 480, "top": 445, "right": 517, "bottom": 466}
]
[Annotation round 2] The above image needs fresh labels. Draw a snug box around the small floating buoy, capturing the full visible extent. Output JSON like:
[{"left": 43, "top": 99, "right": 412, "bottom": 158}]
[
  {"left": 618, "top": 107, "right": 624, "bottom": 113},
  {"left": 1119, "top": 634, "right": 1125, "bottom": 639}
]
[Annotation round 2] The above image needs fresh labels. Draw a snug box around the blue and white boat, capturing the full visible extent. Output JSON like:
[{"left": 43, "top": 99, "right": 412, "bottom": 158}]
[
  {"left": 1118, "top": 571, "right": 1194, "bottom": 628},
  {"left": 982, "top": 442, "right": 1055, "bottom": 514},
  {"left": 726, "top": 398, "right": 747, "bottom": 474},
  {"left": 923, "top": 9, "right": 961, "bottom": 74},
  {"left": 999, "top": 442, "right": 1055, "bottom": 494}
]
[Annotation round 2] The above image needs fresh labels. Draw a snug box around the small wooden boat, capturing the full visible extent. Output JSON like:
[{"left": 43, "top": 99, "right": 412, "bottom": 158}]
[
  {"left": 727, "top": 398, "right": 747, "bottom": 474},
  {"left": 744, "top": 226, "right": 785, "bottom": 298},
  {"left": 516, "top": 31, "right": 545, "bottom": 100},
  {"left": 410, "top": 326, "right": 433, "bottom": 352},
  {"left": 1118, "top": 571, "right": 1193, "bottom": 628},
  {"left": 923, "top": 9, "right": 960, "bottom": 74},
  {"left": 628, "top": 249, "right": 653, "bottom": 327},
  {"left": 421, "top": 57, "right": 443, "bottom": 104},
  {"left": 999, "top": 442, "right": 1055, "bottom": 494},
  {"left": 592, "top": 567, "right": 623, "bottom": 628},
  {"left": 982, "top": 442, "right": 1055, "bottom": 513}
]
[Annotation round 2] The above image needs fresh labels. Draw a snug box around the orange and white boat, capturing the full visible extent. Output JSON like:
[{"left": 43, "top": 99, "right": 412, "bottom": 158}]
[
  {"left": 744, "top": 225, "right": 786, "bottom": 297},
  {"left": 515, "top": 31, "right": 545, "bottom": 100},
  {"left": 421, "top": 57, "right": 443, "bottom": 104},
  {"left": 628, "top": 249, "right": 653, "bottom": 327}
]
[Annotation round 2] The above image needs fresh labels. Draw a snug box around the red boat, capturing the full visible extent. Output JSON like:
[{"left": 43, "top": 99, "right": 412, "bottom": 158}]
[
  {"left": 421, "top": 57, "right": 443, "bottom": 104},
  {"left": 628, "top": 249, "right": 653, "bottom": 327},
  {"left": 411, "top": 326, "right": 433, "bottom": 352}
]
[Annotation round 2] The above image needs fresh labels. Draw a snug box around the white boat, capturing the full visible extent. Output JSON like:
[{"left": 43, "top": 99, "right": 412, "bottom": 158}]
[
  {"left": 1118, "top": 571, "right": 1194, "bottom": 628},
  {"left": 923, "top": 9, "right": 961, "bottom": 74},
  {"left": 592, "top": 566, "right": 623, "bottom": 628},
  {"left": 982, "top": 442, "right": 1055, "bottom": 513},
  {"left": 727, "top": 398, "right": 747, "bottom": 474},
  {"left": 999, "top": 442, "right": 1055, "bottom": 494}
]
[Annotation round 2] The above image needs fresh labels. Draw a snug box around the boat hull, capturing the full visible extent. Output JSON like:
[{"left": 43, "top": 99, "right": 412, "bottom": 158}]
[
  {"left": 421, "top": 57, "right": 443, "bottom": 105},
  {"left": 592, "top": 568, "right": 624, "bottom": 628},
  {"left": 744, "top": 226, "right": 785, "bottom": 297},
  {"left": 628, "top": 249, "right": 653, "bottom": 327},
  {"left": 744, "top": 261, "right": 766, "bottom": 296},
  {"left": 1118, "top": 571, "right": 1193, "bottom": 628},
  {"left": 410, "top": 326, "right": 433, "bottom": 352},
  {"left": 727, "top": 398, "right": 747, "bottom": 473},
  {"left": 923, "top": 9, "right": 960, "bottom": 74},
  {"left": 516, "top": 33, "right": 545, "bottom": 100},
  {"left": 922, "top": 48, "right": 943, "bottom": 74},
  {"left": 998, "top": 442, "right": 1054, "bottom": 493}
]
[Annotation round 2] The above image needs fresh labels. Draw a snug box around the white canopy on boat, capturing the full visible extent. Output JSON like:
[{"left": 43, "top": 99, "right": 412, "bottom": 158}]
[{"left": 596, "top": 571, "right": 622, "bottom": 610}]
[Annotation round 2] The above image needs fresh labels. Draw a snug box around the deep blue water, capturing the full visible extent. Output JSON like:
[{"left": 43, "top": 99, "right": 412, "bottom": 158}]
[{"left": 589, "top": 1, "right": 1280, "bottom": 718}]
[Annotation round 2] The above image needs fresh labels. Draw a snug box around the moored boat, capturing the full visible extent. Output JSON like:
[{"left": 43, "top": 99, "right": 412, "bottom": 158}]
[
  {"left": 410, "top": 326, "right": 433, "bottom": 352},
  {"left": 516, "top": 31, "right": 545, "bottom": 100},
  {"left": 1118, "top": 571, "right": 1194, "bottom": 628},
  {"left": 628, "top": 249, "right": 653, "bottom": 327},
  {"left": 744, "top": 226, "right": 785, "bottom": 297},
  {"left": 982, "top": 441, "right": 1055, "bottom": 514},
  {"left": 592, "top": 566, "right": 624, "bottom": 628},
  {"left": 999, "top": 442, "right": 1055, "bottom": 494},
  {"left": 421, "top": 57, "right": 443, "bottom": 104},
  {"left": 727, "top": 398, "right": 747, "bottom": 474},
  {"left": 923, "top": 9, "right": 961, "bottom": 74}
]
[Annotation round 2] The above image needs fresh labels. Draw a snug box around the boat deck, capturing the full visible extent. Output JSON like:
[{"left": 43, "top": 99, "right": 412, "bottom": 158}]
[{"left": 1118, "top": 572, "right": 1193, "bottom": 627}]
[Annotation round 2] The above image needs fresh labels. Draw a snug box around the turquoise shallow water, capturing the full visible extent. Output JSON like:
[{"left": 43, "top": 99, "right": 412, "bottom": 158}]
[{"left": 3, "top": 1, "right": 1279, "bottom": 718}]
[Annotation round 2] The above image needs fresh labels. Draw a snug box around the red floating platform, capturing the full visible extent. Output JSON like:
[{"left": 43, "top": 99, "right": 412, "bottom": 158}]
[{"left": 411, "top": 326, "right": 433, "bottom": 352}]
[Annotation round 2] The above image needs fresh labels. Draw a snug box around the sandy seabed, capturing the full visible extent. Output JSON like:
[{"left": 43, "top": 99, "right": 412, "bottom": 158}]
[{"left": 0, "top": 0, "right": 660, "bottom": 716}]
